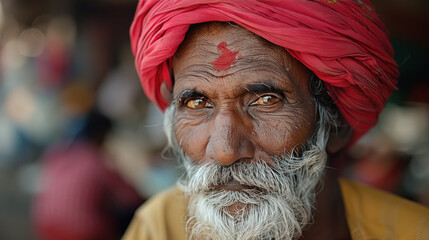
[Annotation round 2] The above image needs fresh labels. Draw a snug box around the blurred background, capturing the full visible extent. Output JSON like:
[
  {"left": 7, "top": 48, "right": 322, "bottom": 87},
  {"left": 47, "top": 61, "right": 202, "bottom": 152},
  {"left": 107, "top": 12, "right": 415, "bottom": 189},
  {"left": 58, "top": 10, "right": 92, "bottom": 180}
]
[{"left": 0, "top": 0, "right": 428, "bottom": 239}]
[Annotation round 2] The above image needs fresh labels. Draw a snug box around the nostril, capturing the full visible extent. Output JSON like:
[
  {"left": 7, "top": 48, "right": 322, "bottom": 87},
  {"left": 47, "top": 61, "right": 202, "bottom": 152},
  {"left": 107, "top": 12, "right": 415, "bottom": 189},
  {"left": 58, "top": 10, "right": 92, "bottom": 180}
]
[{"left": 233, "top": 157, "right": 253, "bottom": 165}]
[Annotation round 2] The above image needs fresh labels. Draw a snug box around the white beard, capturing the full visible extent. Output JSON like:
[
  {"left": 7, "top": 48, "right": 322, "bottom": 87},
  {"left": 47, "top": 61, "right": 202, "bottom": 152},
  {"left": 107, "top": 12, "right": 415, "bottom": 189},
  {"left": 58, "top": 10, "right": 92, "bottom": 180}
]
[{"left": 164, "top": 103, "right": 332, "bottom": 240}]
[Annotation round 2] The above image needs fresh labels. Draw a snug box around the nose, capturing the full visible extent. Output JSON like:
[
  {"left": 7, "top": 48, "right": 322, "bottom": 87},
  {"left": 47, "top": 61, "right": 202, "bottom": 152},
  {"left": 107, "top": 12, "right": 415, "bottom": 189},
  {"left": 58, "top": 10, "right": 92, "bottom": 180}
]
[{"left": 206, "top": 110, "right": 254, "bottom": 165}]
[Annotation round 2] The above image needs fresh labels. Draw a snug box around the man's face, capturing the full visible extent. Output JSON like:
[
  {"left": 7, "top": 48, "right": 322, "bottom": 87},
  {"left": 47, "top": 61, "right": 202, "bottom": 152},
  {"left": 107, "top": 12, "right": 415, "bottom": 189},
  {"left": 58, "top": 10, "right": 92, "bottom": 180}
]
[
  {"left": 172, "top": 22, "right": 317, "bottom": 167},
  {"left": 169, "top": 22, "right": 328, "bottom": 240}
]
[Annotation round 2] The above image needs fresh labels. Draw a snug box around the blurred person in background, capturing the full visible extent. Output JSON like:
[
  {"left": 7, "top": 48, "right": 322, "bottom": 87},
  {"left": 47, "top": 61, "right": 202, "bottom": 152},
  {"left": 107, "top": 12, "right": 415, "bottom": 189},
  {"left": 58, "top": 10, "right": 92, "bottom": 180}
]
[
  {"left": 123, "top": 1, "right": 429, "bottom": 240},
  {"left": 0, "top": 1, "right": 166, "bottom": 240},
  {"left": 32, "top": 83, "right": 144, "bottom": 240}
]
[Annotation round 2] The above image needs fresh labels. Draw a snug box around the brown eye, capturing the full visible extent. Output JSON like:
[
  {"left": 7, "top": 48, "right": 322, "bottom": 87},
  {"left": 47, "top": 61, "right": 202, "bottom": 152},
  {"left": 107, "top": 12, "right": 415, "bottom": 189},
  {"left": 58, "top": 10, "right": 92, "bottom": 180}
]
[
  {"left": 252, "top": 95, "right": 280, "bottom": 106},
  {"left": 185, "top": 98, "right": 212, "bottom": 109}
]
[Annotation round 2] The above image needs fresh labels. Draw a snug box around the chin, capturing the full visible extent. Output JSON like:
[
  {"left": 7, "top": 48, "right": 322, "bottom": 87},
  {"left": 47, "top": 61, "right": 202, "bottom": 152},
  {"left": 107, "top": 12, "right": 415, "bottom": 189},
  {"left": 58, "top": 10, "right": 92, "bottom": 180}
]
[
  {"left": 176, "top": 133, "right": 329, "bottom": 239},
  {"left": 180, "top": 149, "right": 327, "bottom": 240},
  {"left": 186, "top": 188, "right": 305, "bottom": 240}
]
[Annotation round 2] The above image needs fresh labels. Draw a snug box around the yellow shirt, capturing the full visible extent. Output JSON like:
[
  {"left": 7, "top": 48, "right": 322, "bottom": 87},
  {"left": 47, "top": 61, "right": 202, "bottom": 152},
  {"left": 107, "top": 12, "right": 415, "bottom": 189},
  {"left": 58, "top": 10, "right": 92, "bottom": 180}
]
[{"left": 122, "top": 179, "right": 429, "bottom": 240}]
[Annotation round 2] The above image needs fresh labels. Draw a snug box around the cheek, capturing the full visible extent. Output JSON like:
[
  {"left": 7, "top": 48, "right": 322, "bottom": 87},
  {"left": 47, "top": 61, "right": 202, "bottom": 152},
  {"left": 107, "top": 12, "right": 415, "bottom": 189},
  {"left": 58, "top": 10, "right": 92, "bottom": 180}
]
[
  {"left": 252, "top": 107, "right": 316, "bottom": 156},
  {"left": 174, "top": 114, "right": 210, "bottom": 161}
]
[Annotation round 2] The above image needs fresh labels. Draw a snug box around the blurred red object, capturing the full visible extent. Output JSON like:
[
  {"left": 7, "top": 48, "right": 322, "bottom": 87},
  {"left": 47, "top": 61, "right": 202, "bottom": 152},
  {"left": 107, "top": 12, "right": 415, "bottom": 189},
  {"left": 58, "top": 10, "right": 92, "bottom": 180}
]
[{"left": 33, "top": 142, "right": 144, "bottom": 240}]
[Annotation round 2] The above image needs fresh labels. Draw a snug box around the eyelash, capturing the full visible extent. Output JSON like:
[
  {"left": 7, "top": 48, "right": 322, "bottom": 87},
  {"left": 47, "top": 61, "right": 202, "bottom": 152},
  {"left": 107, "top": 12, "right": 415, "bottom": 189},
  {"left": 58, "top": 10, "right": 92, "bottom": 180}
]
[
  {"left": 179, "top": 93, "right": 284, "bottom": 110},
  {"left": 251, "top": 93, "right": 285, "bottom": 105},
  {"left": 179, "top": 96, "right": 211, "bottom": 108}
]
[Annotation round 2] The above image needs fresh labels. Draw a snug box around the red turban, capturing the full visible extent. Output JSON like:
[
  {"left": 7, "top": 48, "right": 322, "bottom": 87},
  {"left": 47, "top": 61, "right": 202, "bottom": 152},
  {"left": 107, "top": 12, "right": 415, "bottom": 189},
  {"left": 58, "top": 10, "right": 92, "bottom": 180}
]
[{"left": 130, "top": 0, "right": 398, "bottom": 143}]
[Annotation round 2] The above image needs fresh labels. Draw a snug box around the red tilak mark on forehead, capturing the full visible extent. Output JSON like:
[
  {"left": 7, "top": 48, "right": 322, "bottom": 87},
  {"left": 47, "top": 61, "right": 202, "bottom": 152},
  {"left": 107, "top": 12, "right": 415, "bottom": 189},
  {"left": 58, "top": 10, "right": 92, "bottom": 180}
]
[{"left": 211, "top": 41, "right": 241, "bottom": 71}]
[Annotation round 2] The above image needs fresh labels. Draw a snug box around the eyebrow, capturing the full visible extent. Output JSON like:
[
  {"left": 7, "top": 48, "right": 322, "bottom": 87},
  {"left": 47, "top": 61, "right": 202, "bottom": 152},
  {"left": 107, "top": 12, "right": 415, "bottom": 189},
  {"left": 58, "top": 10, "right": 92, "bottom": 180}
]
[{"left": 244, "top": 82, "right": 288, "bottom": 97}]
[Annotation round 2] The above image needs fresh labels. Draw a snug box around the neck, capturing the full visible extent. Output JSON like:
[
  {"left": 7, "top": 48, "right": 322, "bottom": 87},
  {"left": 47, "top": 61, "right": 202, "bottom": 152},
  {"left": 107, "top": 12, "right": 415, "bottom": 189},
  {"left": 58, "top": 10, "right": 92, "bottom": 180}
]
[{"left": 301, "top": 167, "right": 351, "bottom": 240}]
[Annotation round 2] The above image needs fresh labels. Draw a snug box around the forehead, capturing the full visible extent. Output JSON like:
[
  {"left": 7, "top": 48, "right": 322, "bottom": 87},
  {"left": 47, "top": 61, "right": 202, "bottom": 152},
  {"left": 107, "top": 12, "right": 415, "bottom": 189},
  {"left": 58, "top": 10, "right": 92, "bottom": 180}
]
[
  {"left": 172, "top": 22, "right": 310, "bottom": 94},
  {"left": 174, "top": 22, "right": 275, "bottom": 57}
]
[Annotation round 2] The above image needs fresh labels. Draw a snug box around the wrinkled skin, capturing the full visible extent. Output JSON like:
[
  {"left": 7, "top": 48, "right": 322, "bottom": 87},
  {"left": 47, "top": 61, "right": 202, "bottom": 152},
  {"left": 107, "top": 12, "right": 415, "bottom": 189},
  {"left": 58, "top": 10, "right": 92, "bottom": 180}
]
[
  {"left": 171, "top": 22, "right": 351, "bottom": 240},
  {"left": 172, "top": 23, "right": 316, "bottom": 166}
]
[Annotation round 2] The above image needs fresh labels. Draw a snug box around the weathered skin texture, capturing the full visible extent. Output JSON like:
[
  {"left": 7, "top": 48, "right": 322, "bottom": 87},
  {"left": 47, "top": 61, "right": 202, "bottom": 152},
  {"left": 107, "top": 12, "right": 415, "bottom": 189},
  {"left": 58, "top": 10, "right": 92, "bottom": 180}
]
[
  {"left": 173, "top": 23, "right": 316, "bottom": 166},
  {"left": 171, "top": 22, "right": 351, "bottom": 240}
]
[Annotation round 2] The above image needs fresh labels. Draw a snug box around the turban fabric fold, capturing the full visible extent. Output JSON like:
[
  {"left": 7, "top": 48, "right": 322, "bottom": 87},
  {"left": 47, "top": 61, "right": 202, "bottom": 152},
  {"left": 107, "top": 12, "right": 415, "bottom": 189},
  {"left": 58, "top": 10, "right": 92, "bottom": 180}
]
[{"left": 130, "top": 0, "right": 398, "bottom": 142}]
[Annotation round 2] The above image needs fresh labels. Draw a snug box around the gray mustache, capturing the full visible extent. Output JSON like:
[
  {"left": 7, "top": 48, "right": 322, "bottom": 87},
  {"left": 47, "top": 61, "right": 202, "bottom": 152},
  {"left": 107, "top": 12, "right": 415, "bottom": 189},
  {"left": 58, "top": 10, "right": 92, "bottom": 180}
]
[{"left": 182, "top": 159, "right": 298, "bottom": 195}]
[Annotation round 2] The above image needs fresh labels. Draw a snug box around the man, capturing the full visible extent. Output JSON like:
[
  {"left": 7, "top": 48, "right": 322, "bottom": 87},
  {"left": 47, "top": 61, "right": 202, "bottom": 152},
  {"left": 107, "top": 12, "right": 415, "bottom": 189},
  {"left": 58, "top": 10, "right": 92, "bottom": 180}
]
[{"left": 124, "top": 0, "right": 429, "bottom": 239}]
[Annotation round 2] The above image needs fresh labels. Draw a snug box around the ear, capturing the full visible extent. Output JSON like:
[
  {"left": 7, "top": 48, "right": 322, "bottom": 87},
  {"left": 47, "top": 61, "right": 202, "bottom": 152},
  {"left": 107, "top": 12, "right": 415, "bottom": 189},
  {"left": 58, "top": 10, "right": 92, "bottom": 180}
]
[
  {"left": 326, "top": 120, "right": 353, "bottom": 154},
  {"left": 160, "top": 81, "right": 173, "bottom": 103}
]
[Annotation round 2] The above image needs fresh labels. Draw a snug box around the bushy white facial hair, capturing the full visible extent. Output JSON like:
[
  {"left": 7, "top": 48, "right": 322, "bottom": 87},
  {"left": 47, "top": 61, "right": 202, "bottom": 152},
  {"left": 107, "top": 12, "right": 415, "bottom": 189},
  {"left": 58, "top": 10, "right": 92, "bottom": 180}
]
[{"left": 163, "top": 100, "right": 336, "bottom": 240}]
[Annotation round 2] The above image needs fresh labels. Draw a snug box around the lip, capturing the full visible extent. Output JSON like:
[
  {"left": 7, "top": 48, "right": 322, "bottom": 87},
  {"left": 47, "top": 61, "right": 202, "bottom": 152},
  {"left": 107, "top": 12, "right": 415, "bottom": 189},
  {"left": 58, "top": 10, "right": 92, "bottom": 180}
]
[{"left": 215, "top": 181, "right": 251, "bottom": 191}]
